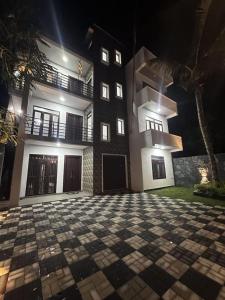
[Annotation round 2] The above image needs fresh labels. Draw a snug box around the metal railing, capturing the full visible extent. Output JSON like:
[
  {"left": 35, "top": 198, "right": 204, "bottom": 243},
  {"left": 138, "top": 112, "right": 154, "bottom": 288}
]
[
  {"left": 13, "top": 68, "right": 93, "bottom": 99},
  {"left": 25, "top": 116, "right": 93, "bottom": 144}
]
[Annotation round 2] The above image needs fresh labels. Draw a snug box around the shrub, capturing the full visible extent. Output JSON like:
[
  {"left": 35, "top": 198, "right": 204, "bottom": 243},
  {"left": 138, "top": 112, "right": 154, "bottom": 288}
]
[{"left": 194, "top": 182, "right": 225, "bottom": 199}]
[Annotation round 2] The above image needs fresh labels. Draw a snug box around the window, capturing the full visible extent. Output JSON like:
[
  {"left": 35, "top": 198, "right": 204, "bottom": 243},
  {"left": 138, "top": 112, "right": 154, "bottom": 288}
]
[
  {"left": 116, "top": 83, "right": 123, "bottom": 98},
  {"left": 117, "top": 118, "right": 125, "bottom": 135},
  {"left": 115, "top": 50, "right": 122, "bottom": 65},
  {"left": 101, "top": 48, "right": 109, "bottom": 64},
  {"left": 151, "top": 156, "right": 166, "bottom": 180},
  {"left": 101, "top": 82, "right": 109, "bottom": 100},
  {"left": 87, "top": 113, "right": 92, "bottom": 142},
  {"left": 101, "top": 123, "right": 110, "bottom": 141},
  {"left": 146, "top": 117, "right": 163, "bottom": 132}
]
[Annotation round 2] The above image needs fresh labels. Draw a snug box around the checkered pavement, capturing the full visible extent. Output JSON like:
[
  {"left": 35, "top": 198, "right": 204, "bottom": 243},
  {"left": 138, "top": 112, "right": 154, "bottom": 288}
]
[{"left": 1, "top": 193, "right": 225, "bottom": 299}]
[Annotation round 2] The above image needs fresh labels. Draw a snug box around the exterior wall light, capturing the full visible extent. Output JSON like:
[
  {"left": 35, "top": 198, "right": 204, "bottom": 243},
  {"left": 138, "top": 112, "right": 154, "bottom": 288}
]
[{"left": 62, "top": 55, "right": 68, "bottom": 62}]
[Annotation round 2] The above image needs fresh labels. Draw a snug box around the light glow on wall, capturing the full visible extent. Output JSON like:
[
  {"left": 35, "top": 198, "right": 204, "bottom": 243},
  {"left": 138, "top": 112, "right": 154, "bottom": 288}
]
[{"left": 62, "top": 55, "right": 68, "bottom": 62}]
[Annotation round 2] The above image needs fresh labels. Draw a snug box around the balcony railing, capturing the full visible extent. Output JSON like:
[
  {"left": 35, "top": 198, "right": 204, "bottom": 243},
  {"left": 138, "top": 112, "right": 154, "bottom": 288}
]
[
  {"left": 13, "top": 69, "right": 94, "bottom": 99},
  {"left": 25, "top": 116, "right": 93, "bottom": 144}
]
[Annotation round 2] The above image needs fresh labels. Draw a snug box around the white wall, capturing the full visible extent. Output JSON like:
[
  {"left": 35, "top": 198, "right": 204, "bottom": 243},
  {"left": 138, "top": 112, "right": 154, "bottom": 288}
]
[
  {"left": 138, "top": 107, "right": 169, "bottom": 133},
  {"left": 20, "top": 143, "right": 83, "bottom": 198},
  {"left": 141, "top": 147, "right": 175, "bottom": 190}
]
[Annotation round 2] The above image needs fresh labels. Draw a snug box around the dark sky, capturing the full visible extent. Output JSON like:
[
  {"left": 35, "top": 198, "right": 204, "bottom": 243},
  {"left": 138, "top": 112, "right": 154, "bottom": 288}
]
[{"left": 1, "top": 0, "right": 225, "bottom": 156}]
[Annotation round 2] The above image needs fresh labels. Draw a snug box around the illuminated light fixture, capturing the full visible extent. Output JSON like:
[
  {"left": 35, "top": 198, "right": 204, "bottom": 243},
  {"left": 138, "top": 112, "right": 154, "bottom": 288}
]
[
  {"left": 157, "top": 108, "right": 161, "bottom": 112},
  {"left": 14, "top": 70, "right": 20, "bottom": 77},
  {"left": 62, "top": 55, "right": 68, "bottom": 62},
  {"left": 8, "top": 105, "right": 14, "bottom": 112},
  {"left": 17, "top": 109, "right": 23, "bottom": 115},
  {"left": 57, "top": 142, "right": 61, "bottom": 147},
  {"left": 60, "top": 96, "right": 65, "bottom": 102}
]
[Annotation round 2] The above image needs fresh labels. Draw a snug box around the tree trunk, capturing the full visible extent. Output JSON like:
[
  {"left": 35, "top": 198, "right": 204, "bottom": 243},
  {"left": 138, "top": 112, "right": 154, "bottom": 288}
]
[
  {"left": 9, "top": 78, "right": 30, "bottom": 206},
  {"left": 195, "top": 87, "right": 219, "bottom": 184}
]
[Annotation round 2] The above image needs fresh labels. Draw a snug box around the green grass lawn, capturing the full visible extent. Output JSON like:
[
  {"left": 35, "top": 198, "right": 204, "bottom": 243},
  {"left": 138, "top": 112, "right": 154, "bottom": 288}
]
[{"left": 149, "top": 186, "right": 225, "bottom": 207}]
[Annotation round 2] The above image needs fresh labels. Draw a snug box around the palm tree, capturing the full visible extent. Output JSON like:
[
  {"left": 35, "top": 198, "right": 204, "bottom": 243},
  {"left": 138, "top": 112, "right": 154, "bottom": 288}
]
[
  {"left": 0, "top": 1, "right": 53, "bottom": 204},
  {"left": 148, "top": 0, "right": 225, "bottom": 184}
]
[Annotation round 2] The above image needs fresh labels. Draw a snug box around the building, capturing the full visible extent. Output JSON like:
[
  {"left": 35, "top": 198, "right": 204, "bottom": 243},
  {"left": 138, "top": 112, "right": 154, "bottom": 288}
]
[
  {"left": 126, "top": 47, "right": 183, "bottom": 192},
  {"left": 1, "top": 27, "right": 183, "bottom": 207},
  {"left": 3, "top": 25, "right": 130, "bottom": 207}
]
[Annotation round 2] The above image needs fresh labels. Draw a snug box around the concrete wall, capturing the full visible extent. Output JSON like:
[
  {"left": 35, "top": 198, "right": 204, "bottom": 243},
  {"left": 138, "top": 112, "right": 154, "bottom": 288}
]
[
  {"left": 20, "top": 142, "right": 83, "bottom": 198},
  {"left": 142, "top": 148, "right": 175, "bottom": 190},
  {"left": 173, "top": 153, "right": 225, "bottom": 186}
]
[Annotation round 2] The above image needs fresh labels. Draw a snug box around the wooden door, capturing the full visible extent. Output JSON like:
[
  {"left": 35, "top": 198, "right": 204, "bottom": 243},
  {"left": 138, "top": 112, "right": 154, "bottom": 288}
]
[
  {"left": 63, "top": 156, "right": 82, "bottom": 192},
  {"left": 66, "top": 113, "right": 83, "bottom": 143},
  {"left": 103, "top": 155, "right": 126, "bottom": 191},
  {"left": 26, "top": 155, "right": 58, "bottom": 196}
]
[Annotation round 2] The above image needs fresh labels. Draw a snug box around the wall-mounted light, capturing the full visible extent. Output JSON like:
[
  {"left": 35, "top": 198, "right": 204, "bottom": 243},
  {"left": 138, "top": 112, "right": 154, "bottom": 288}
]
[{"left": 62, "top": 55, "right": 68, "bottom": 62}]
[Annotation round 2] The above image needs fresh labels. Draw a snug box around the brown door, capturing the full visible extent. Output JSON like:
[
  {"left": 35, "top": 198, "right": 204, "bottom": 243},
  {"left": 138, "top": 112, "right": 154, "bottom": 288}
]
[
  {"left": 26, "top": 155, "right": 58, "bottom": 196},
  {"left": 63, "top": 156, "right": 82, "bottom": 192},
  {"left": 103, "top": 155, "right": 126, "bottom": 191},
  {"left": 66, "top": 113, "right": 83, "bottom": 143}
]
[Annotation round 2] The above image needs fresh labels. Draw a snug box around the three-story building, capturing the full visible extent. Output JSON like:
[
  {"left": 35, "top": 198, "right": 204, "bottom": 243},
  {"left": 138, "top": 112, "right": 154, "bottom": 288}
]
[{"left": 126, "top": 47, "right": 183, "bottom": 192}]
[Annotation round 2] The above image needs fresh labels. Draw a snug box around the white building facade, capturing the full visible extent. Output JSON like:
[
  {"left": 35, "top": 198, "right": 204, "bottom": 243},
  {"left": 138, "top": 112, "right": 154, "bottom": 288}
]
[
  {"left": 9, "top": 37, "right": 94, "bottom": 199},
  {"left": 126, "top": 47, "right": 183, "bottom": 192}
]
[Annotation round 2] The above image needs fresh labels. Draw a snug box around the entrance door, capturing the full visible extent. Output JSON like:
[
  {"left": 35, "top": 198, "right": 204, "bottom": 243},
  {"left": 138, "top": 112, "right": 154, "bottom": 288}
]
[
  {"left": 63, "top": 156, "right": 82, "bottom": 192},
  {"left": 103, "top": 155, "right": 127, "bottom": 191},
  {"left": 66, "top": 113, "right": 83, "bottom": 143},
  {"left": 26, "top": 155, "right": 58, "bottom": 196}
]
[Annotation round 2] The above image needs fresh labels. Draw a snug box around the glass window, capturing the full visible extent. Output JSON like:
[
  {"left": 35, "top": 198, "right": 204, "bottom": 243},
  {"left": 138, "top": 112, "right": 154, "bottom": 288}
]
[
  {"left": 116, "top": 83, "right": 123, "bottom": 98},
  {"left": 115, "top": 50, "right": 122, "bottom": 65},
  {"left": 145, "top": 116, "right": 163, "bottom": 132},
  {"left": 101, "top": 48, "right": 109, "bottom": 64},
  {"left": 101, "top": 123, "right": 110, "bottom": 141},
  {"left": 152, "top": 156, "right": 166, "bottom": 179},
  {"left": 117, "top": 118, "right": 125, "bottom": 135},
  {"left": 101, "top": 82, "right": 109, "bottom": 100}
]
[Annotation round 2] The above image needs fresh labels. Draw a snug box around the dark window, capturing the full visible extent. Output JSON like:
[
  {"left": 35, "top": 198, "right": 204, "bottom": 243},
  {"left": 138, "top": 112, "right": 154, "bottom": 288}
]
[{"left": 151, "top": 156, "right": 166, "bottom": 179}]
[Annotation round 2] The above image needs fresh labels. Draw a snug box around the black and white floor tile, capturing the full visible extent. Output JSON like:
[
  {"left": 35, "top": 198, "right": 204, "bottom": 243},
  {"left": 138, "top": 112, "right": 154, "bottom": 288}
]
[{"left": 1, "top": 193, "right": 225, "bottom": 299}]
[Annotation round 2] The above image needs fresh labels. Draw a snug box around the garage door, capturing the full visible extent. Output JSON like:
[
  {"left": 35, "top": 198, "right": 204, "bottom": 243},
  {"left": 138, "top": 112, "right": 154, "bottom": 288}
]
[{"left": 103, "top": 155, "right": 127, "bottom": 192}]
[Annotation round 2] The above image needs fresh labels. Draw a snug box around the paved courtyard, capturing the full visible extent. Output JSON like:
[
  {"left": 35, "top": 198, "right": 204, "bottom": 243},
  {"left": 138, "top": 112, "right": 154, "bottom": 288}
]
[{"left": 1, "top": 193, "right": 225, "bottom": 300}]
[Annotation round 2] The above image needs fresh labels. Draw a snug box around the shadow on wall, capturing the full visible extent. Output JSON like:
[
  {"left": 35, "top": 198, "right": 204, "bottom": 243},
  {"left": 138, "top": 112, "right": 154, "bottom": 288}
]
[{"left": 173, "top": 153, "right": 225, "bottom": 186}]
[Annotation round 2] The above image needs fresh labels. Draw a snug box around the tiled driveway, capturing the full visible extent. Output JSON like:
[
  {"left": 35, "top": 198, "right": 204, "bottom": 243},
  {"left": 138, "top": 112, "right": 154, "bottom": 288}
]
[{"left": 1, "top": 193, "right": 225, "bottom": 300}]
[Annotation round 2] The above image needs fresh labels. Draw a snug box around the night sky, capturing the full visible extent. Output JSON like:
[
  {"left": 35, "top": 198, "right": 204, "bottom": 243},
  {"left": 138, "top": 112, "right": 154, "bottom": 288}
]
[{"left": 1, "top": 0, "right": 225, "bottom": 156}]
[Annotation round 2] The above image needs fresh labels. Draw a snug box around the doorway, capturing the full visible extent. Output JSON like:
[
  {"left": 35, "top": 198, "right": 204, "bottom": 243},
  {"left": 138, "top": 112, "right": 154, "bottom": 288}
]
[
  {"left": 63, "top": 155, "right": 82, "bottom": 192},
  {"left": 66, "top": 113, "right": 83, "bottom": 143},
  {"left": 26, "top": 155, "right": 58, "bottom": 196},
  {"left": 102, "top": 154, "right": 127, "bottom": 192}
]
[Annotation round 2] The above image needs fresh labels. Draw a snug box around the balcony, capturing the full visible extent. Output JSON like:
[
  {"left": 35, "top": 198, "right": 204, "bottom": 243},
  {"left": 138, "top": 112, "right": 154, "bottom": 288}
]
[
  {"left": 135, "top": 47, "right": 173, "bottom": 89},
  {"left": 140, "top": 129, "right": 182, "bottom": 152},
  {"left": 136, "top": 85, "right": 177, "bottom": 119},
  {"left": 13, "top": 69, "right": 93, "bottom": 100},
  {"left": 25, "top": 116, "right": 93, "bottom": 145},
  {"left": 38, "top": 69, "right": 93, "bottom": 99}
]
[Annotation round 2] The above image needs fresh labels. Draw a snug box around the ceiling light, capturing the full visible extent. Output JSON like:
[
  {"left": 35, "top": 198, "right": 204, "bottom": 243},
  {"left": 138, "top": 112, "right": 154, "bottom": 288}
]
[
  {"left": 60, "top": 96, "right": 65, "bottom": 102},
  {"left": 62, "top": 55, "right": 68, "bottom": 62}
]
